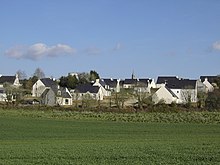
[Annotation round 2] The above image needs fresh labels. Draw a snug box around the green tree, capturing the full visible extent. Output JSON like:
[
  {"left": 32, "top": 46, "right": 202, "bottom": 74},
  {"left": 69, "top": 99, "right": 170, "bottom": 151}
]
[
  {"left": 89, "top": 70, "right": 100, "bottom": 82},
  {"left": 114, "top": 89, "right": 132, "bottom": 109},
  {"left": 197, "top": 92, "right": 207, "bottom": 108},
  {"left": 205, "top": 89, "right": 220, "bottom": 110},
  {"left": 78, "top": 72, "right": 90, "bottom": 84},
  {"left": 59, "top": 75, "right": 79, "bottom": 89},
  {"left": 213, "top": 76, "right": 220, "bottom": 88},
  {"left": 67, "top": 75, "right": 79, "bottom": 89},
  {"left": 22, "top": 76, "right": 38, "bottom": 90},
  {"left": 133, "top": 91, "right": 151, "bottom": 110}
]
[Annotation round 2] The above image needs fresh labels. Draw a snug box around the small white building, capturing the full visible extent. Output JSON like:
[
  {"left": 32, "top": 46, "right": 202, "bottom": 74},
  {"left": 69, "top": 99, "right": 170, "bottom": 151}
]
[
  {"left": 152, "top": 85, "right": 179, "bottom": 104},
  {"left": 72, "top": 83, "right": 104, "bottom": 100},
  {"left": 200, "top": 76, "right": 219, "bottom": 92},
  {"left": 93, "top": 79, "right": 111, "bottom": 97},
  {"left": 0, "top": 74, "right": 21, "bottom": 87},
  {"left": 201, "top": 78, "right": 215, "bottom": 92}
]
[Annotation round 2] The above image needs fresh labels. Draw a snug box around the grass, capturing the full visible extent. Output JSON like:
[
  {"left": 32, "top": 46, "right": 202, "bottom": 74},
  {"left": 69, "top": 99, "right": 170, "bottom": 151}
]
[{"left": 0, "top": 110, "right": 220, "bottom": 164}]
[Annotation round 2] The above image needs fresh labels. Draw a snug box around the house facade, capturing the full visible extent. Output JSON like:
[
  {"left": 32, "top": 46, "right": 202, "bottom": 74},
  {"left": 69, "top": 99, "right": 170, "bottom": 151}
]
[
  {"left": 32, "top": 78, "right": 57, "bottom": 97},
  {"left": 72, "top": 83, "right": 104, "bottom": 100},
  {"left": 152, "top": 85, "right": 179, "bottom": 104},
  {"left": 93, "top": 79, "right": 111, "bottom": 97},
  {"left": 102, "top": 78, "right": 120, "bottom": 92},
  {"left": 0, "top": 74, "right": 21, "bottom": 87},
  {"left": 41, "top": 86, "right": 72, "bottom": 106},
  {"left": 156, "top": 76, "right": 198, "bottom": 103}
]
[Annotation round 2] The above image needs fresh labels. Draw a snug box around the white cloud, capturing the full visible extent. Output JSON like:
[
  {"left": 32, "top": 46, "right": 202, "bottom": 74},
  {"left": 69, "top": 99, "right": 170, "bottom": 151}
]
[
  {"left": 212, "top": 41, "right": 220, "bottom": 51},
  {"left": 5, "top": 43, "right": 76, "bottom": 60}
]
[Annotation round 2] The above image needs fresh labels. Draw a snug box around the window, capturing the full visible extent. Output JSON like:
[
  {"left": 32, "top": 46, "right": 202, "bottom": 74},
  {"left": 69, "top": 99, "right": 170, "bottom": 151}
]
[{"left": 65, "top": 99, "right": 69, "bottom": 105}]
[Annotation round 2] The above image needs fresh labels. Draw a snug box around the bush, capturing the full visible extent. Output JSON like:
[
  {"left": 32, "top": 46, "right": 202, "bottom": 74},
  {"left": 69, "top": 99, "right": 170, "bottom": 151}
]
[{"left": 205, "top": 89, "right": 220, "bottom": 111}]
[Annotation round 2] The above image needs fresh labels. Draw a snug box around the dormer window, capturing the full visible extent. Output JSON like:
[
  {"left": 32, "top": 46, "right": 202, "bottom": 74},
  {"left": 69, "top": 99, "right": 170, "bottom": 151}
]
[{"left": 57, "top": 90, "right": 61, "bottom": 96}]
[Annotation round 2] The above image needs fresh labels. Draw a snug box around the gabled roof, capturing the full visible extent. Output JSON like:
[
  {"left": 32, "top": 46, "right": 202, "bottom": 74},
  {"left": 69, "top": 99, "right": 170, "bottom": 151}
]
[
  {"left": 166, "top": 79, "right": 197, "bottom": 89},
  {"left": 0, "top": 76, "right": 16, "bottom": 84},
  {"left": 157, "top": 76, "right": 196, "bottom": 89},
  {"left": 55, "top": 87, "right": 72, "bottom": 98},
  {"left": 137, "top": 79, "right": 150, "bottom": 87},
  {"left": 98, "top": 79, "right": 107, "bottom": 87},
  {"left": 42, "top": 86, "right": 72, "bottom": 98},
  {"left": 165, "top": 86, "right": 178, "bottom": 98},
  {"left": 102, "top": 79, "right": 117, "bottom": 88},
  {"left": 75, "top": 84, "right": 100, "bottom": 93},
  {"left": 40, "top": 78, "right": 57, "bottom": 87},
  {"left": 156, "top": 76, "right": 179, "bottom": 84},
  {"left": 124, "top": 79, "right": 137, "bottom": 85},
  {"left": 200, "top": 76, "right": 219, "bottom": 83},
  {"left": 41, "top": 88, "right": 51, "bottom": 98}
]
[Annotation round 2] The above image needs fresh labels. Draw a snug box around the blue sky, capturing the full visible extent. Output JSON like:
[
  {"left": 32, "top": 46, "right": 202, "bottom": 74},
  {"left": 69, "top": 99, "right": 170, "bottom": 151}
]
[{"left": 0, "top": 0, "right": 220, "bottom": 79}]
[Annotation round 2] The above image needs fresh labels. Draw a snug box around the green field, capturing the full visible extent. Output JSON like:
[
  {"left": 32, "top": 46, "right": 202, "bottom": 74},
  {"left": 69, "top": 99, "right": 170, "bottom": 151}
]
[{"left": 0, "top": 111, "right": 220, "bottom": 164}]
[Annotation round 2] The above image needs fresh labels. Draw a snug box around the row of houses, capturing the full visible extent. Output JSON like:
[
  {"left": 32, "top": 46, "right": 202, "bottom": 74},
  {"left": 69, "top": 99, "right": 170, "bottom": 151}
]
[{"left": 0, "top": 73, "right": 219, "bottom": 106}]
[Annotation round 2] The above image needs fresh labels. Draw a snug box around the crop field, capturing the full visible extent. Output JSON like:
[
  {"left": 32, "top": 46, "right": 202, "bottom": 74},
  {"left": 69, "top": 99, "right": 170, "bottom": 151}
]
[{"left": 0, "top": 110, "right": 220, "bottom": 164}]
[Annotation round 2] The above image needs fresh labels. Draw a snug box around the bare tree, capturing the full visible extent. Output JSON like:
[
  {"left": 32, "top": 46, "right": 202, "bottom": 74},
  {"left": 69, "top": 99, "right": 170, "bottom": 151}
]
[
  {"left": 33, "top": 67, "right": 45, "bottom": 79},
  {"left": 16, "top": 70, "right": 27, "bottom": 80}
]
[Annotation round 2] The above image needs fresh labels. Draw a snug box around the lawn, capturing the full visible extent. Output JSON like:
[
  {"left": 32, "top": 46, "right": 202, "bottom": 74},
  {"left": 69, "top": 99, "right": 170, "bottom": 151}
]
[{"left": 0, "top": 111, "right": 220, "bottom": 164}]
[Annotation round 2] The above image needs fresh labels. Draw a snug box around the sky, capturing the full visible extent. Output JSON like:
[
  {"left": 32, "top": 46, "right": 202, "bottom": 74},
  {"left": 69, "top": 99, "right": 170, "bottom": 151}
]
[{"left": 0, "top": 0, "right": 220, "bottom": 79}]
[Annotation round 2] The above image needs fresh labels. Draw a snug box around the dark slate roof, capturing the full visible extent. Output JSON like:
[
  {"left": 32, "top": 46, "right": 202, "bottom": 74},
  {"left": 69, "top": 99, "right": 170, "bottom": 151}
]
[
  {"left": 40, "top": 78, "right": 57, "bottom": 87},
  {"left": 156, "top": 76, "right": 179, "bottom": 84},
  {"left": 137, "top": 79, "right": 150, "bottom": 87},
  {"left": 98, "top": 79, "right": 107, "bottom": 87},
  {"left": 157, "top": 76, "right": 196, "bottom": 89},
  {"left": 103, "top": 79, "right": 117, "bottom": 88},
  {"left": 166, "top": 79, "right": 197, "bottom": 89},
  {"left": 41, "top": 89, "right": 51, "bottom": 98},
  {"left": 56, "top": 87, "right": 72, "bottom": 98},
  {"left": 200, "top": 76, "right": 219, "bottom": 83},
  {"left": 124, "top": 79, "right": 137, "bottom": 85},
  {"left": 0, "top": 76, "right": 16, "bottom": 84},
  {"left": 165, "top": 86, "right": 178, "bottom": 98},
  {"left": 42, "top": 87, "right": 72, "bottom": 98},
  {"left": 75, "top": 84, "right": 100, "bottom": 93}
]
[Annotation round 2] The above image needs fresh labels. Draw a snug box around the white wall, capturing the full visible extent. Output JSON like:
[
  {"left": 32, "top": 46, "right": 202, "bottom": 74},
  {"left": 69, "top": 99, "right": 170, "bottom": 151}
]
[
  {"left": 152, "top": 86, "right": 177, "bottom": 104},
  {"left": 32, "top": 80, "right": 47, "bottom": 97},
  {"left": 203, "top": 79, "right": 214, "bottom": 92}
]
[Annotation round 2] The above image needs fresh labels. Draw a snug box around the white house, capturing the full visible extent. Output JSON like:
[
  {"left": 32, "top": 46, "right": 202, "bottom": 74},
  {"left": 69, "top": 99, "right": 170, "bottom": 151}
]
[
  {"left": 152, "top": 85, "right": 179, "bottom": 104},
  {"left": 123, "top": 78, "right": 155, "bottom": 93},
  {"left": 93, "top": 79, "right": 111, "bottom": 97},
  {"left": 72, "top": 83, "right": 104, "bottom": 100},
  {"left": 156, "top": 76, "right": 198, "bottom": 103},
  {"left": 200, "top": 76, "right": 220, "bottom": 92},
  {"left": 202, "top": 78, "right": 214, "bottom": 92},
  {"left": 102, "top": 78, "right": 120, "bottom": 92},
  {"left": 41, "top": 86, "right": 72, "bottom": 106},
  {"left": 0, "top": 74, "right": 21, "bottom": 87},
  {"left": 123, "top": 79, "right": 137, "bottom": 89},
  {"left": 32, "top": 78, "right": 57, "bottom": 97}
]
